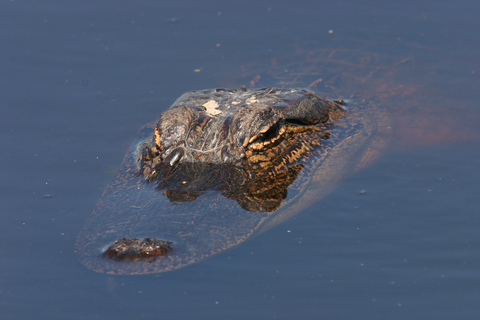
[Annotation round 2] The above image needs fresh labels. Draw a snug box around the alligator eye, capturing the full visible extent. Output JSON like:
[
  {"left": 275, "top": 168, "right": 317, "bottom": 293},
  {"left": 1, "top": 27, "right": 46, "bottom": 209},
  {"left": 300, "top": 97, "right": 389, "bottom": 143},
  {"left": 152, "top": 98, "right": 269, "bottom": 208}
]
[
  {"left": 248, "top": 122, "right": 286, "bottom": 151},
  {"left": 258, "top": 122, "right": 279, "bottom": 142}
]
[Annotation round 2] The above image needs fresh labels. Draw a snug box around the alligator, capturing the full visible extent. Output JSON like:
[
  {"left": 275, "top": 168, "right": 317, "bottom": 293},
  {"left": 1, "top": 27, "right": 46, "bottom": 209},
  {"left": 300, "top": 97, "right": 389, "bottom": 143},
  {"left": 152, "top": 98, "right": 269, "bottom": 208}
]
[{"left": 76, "top": 87, "right": 390, "bottom": 274}]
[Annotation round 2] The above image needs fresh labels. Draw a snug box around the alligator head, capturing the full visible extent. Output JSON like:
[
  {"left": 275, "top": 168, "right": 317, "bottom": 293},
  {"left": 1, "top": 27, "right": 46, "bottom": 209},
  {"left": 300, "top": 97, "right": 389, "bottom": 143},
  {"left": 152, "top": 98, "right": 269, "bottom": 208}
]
[
  {"left": 138, "top": 88, "right": 345, "bottom": 198},
  {"left": 77, "top": 88, "right": 366, "bottom": 274},
  {"left": 140, "top": 88, "right": 344, "bottom": 169}
]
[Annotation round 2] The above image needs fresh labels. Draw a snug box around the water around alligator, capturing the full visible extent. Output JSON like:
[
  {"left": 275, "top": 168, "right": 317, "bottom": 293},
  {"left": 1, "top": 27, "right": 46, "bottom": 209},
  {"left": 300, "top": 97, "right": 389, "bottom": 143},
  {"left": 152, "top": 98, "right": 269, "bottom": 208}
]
[{"left": 2, "top": 0, "right": 480, "bottom": 319}]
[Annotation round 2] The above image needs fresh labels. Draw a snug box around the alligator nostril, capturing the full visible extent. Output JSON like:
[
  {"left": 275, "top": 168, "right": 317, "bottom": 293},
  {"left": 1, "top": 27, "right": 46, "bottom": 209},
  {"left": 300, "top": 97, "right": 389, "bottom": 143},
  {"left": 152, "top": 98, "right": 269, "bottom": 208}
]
[{"left": 103, "top": 237, "right": 173, "bottom": 262}]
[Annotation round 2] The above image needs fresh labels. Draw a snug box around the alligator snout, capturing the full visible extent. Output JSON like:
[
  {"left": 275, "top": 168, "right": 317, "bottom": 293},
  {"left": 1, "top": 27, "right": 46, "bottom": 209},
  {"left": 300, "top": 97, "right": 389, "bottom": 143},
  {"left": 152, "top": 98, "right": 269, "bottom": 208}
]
[{"left": 103, "top": 237, "right": 173, "bottom": 262}]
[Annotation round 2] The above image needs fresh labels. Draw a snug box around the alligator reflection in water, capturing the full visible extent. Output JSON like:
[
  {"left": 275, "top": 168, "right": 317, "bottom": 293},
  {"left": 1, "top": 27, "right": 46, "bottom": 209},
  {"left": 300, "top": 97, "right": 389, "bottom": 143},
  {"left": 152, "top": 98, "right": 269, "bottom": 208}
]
[
  {"left": 154, "top": 162, "right": 304, "bottom": 212},
  {"left": 76, "top": 88, "right": 390, "bottom": 275}
]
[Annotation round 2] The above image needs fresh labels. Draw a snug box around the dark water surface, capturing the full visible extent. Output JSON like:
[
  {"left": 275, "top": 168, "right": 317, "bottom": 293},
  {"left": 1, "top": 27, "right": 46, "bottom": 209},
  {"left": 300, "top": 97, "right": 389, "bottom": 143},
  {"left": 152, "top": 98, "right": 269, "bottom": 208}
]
[{"left": 2, "top": 0, "right": 480, "bottom": 319}]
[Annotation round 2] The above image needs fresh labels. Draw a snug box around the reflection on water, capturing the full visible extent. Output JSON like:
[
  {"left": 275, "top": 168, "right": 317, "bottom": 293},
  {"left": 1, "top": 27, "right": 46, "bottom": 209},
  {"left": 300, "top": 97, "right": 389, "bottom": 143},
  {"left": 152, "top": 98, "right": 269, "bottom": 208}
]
[{"left": 156, "top": 162, "right": 303, "bottom": 212}]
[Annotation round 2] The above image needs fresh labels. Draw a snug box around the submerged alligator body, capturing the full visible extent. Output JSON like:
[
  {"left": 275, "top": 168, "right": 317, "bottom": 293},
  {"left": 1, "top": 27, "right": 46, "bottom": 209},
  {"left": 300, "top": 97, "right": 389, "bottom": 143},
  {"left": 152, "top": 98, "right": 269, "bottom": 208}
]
[{"left": 76, "top": 87, "right": 390, "bottom": 274}]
